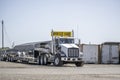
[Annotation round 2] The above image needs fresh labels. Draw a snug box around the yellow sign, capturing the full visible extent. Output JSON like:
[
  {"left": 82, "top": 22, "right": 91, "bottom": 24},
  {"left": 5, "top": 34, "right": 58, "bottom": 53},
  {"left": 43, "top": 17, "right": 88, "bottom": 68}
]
[{"left": 51, "top": 31, "right": 72, "bottom": 37}]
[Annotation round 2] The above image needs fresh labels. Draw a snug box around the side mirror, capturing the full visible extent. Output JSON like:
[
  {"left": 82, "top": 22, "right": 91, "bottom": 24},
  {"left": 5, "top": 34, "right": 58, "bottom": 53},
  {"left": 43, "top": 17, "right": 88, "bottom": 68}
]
[{"left": 75, "top": 38, "right": 81, "bottom": 44}]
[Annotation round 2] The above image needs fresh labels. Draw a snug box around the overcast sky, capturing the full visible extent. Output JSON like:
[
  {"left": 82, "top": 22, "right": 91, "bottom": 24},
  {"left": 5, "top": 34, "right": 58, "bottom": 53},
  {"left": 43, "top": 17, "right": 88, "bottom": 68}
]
[{"left": 0, "top": 0, "right": 120, "bottom": 48}]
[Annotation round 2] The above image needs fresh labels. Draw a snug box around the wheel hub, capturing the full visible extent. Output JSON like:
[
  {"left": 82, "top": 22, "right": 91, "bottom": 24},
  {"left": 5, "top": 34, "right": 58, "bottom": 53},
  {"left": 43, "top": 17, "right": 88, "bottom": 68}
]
[{"left": 55, "top": 57, "right": 59, "bottom": 65}]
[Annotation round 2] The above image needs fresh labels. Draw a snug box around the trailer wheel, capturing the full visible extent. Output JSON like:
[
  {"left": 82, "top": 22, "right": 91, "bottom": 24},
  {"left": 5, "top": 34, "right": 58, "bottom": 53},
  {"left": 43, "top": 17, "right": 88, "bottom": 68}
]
[
  {"left": 54, "top": 54, "right": 63, "bottom": 66},
  {"left": 11, "top": 57, "right": 13, "bottom": 62},
  {"left": 0, "top": 57, "right": 3, "bottom": 61},
  {"left": 8, "top": 57, "right": 11, "bottom": 62},
  {"left": 75, "top": 62, "right": 84, "bottom": 67},
  {"left": 10, "top": 57, "right": 12, "bottom": 62},
  {"left": 37, "top": 56, "right": 41, "bottom": 65}
]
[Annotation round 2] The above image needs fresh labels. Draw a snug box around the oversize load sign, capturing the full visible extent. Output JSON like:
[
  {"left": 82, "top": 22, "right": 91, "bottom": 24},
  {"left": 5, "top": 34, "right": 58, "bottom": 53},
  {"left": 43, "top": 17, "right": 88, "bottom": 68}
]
[{"left": 51, "top": 31, "right": 72, "bottom": 37}]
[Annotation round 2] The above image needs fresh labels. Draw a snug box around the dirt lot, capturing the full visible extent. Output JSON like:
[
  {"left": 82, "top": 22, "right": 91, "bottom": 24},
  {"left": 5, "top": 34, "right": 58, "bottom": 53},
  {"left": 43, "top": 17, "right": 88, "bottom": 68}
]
[{"left": 0, "top": 61, "right": 120, "bottom": 80}]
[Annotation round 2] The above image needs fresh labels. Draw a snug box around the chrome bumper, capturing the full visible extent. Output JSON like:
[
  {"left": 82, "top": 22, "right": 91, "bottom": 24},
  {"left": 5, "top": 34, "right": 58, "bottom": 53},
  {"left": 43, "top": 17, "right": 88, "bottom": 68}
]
[{"left": 61, "top": 57, "right": 83, "bottom": 62}]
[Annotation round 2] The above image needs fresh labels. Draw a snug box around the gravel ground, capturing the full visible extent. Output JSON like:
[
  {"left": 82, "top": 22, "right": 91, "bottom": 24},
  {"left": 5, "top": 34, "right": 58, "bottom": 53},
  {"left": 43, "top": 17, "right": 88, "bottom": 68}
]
[{"left": 0, "top": 61, "right": 120, "bottom": 80}]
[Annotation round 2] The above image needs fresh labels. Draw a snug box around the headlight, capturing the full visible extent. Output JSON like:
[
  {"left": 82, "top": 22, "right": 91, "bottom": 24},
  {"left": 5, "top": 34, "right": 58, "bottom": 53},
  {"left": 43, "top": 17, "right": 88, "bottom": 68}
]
[{"left": 60, "top": 51, "right": 66, "bottom": 57}]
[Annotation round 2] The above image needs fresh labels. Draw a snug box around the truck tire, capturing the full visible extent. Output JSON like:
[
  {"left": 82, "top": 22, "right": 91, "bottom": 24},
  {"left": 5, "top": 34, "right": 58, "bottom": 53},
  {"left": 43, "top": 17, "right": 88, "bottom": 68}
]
[
  {"left": 0, "top": 57, "right": 3, "bottom": 61},
  {"left": 75, "top": 62, "right": 84, "bottom": 67},
  {"left": 53, "top": 54, "right": 63, "bottom": 66},
  {"left": 40, "top": 55, "right": 44, "bottom": 65},
  {"left": 8, "top": 57, "right": 11, "bottom": 62},
  {"left": 43, "top": 54, "right": 48, "bottom": 65},
  {"left": 10, "top": 57, "right": 12, "bottom": 62},
  {"left": 11, "top": 57, "right": 13, "bottom": 62},
  {"left": 37, "top": 56, "right": 41, "bottom": 65}
]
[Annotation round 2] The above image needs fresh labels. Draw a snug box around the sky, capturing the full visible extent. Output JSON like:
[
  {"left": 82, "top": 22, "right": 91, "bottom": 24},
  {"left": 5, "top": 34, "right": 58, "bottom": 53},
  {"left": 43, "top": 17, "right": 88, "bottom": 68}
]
[{"left": 0, "top": 0, "right": 120, "bottom": 48}]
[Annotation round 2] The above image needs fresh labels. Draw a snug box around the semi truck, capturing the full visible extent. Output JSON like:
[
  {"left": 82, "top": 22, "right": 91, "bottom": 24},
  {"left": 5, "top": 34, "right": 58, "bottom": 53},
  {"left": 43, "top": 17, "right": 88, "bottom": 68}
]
[{"left": 0, "top": 30, "right": 84, "bottom": 67}]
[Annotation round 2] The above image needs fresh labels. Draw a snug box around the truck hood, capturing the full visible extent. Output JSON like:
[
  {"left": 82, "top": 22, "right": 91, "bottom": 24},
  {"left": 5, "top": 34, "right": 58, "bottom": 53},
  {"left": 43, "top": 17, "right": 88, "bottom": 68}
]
[{"left": 60, "top": 44, "right": 79, "bottom": 48}]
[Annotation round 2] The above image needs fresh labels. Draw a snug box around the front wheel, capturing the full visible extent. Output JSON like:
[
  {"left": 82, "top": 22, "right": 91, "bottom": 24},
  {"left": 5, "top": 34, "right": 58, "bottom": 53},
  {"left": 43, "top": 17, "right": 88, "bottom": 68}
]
[
  {"left": 75, "top": 62, "right": 84, "bottom": 67},
  {"left": 53, "top": 54, "right": 63, "bottom": 66}
]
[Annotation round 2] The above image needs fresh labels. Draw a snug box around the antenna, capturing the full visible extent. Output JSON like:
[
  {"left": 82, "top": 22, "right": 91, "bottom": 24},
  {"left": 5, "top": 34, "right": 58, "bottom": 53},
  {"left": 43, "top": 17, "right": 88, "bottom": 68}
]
[
  {"left": 77, "top": 25, "right": 78, "bottom": 39},
  {"left": 72, "top": 29, "right": 74, "bottom": 37},
  {"left": 12, "top": 42, "right": 15, "bottom": 48},
  {"left": 2, "top": 20, "right": 4, "bottom": 49}
]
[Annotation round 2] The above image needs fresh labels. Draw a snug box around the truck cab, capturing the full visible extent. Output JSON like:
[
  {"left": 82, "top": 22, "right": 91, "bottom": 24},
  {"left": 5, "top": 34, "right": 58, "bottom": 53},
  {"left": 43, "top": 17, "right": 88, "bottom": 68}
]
[
  {"left": 51, "top": 31, "right": 84, "bottom": 66},
  {"left": 35, "top": 30, "right": 84, "bottom": 67}
]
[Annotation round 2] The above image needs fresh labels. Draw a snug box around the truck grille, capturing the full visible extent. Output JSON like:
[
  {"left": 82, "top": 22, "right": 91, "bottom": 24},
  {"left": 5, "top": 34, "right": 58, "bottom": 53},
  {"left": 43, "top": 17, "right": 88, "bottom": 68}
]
[{"left": 68, "top": 48, "right": 79, "bottom": 57}]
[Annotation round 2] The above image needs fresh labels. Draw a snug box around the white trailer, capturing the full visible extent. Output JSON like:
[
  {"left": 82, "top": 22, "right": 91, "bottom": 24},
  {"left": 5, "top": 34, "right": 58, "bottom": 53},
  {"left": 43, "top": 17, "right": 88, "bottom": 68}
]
[
  {"left": 82, "top": 44, "right": 100, "bottom": 64},
  {"left": 101, "top": 44, "right": 119, "bottom": 64}
]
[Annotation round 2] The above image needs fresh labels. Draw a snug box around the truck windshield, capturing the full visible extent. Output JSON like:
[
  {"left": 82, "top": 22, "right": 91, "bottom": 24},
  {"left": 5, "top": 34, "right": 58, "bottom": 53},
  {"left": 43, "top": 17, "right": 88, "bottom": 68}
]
[{"left": 59, "top": 38, "right": 74, "bottom": 44}]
